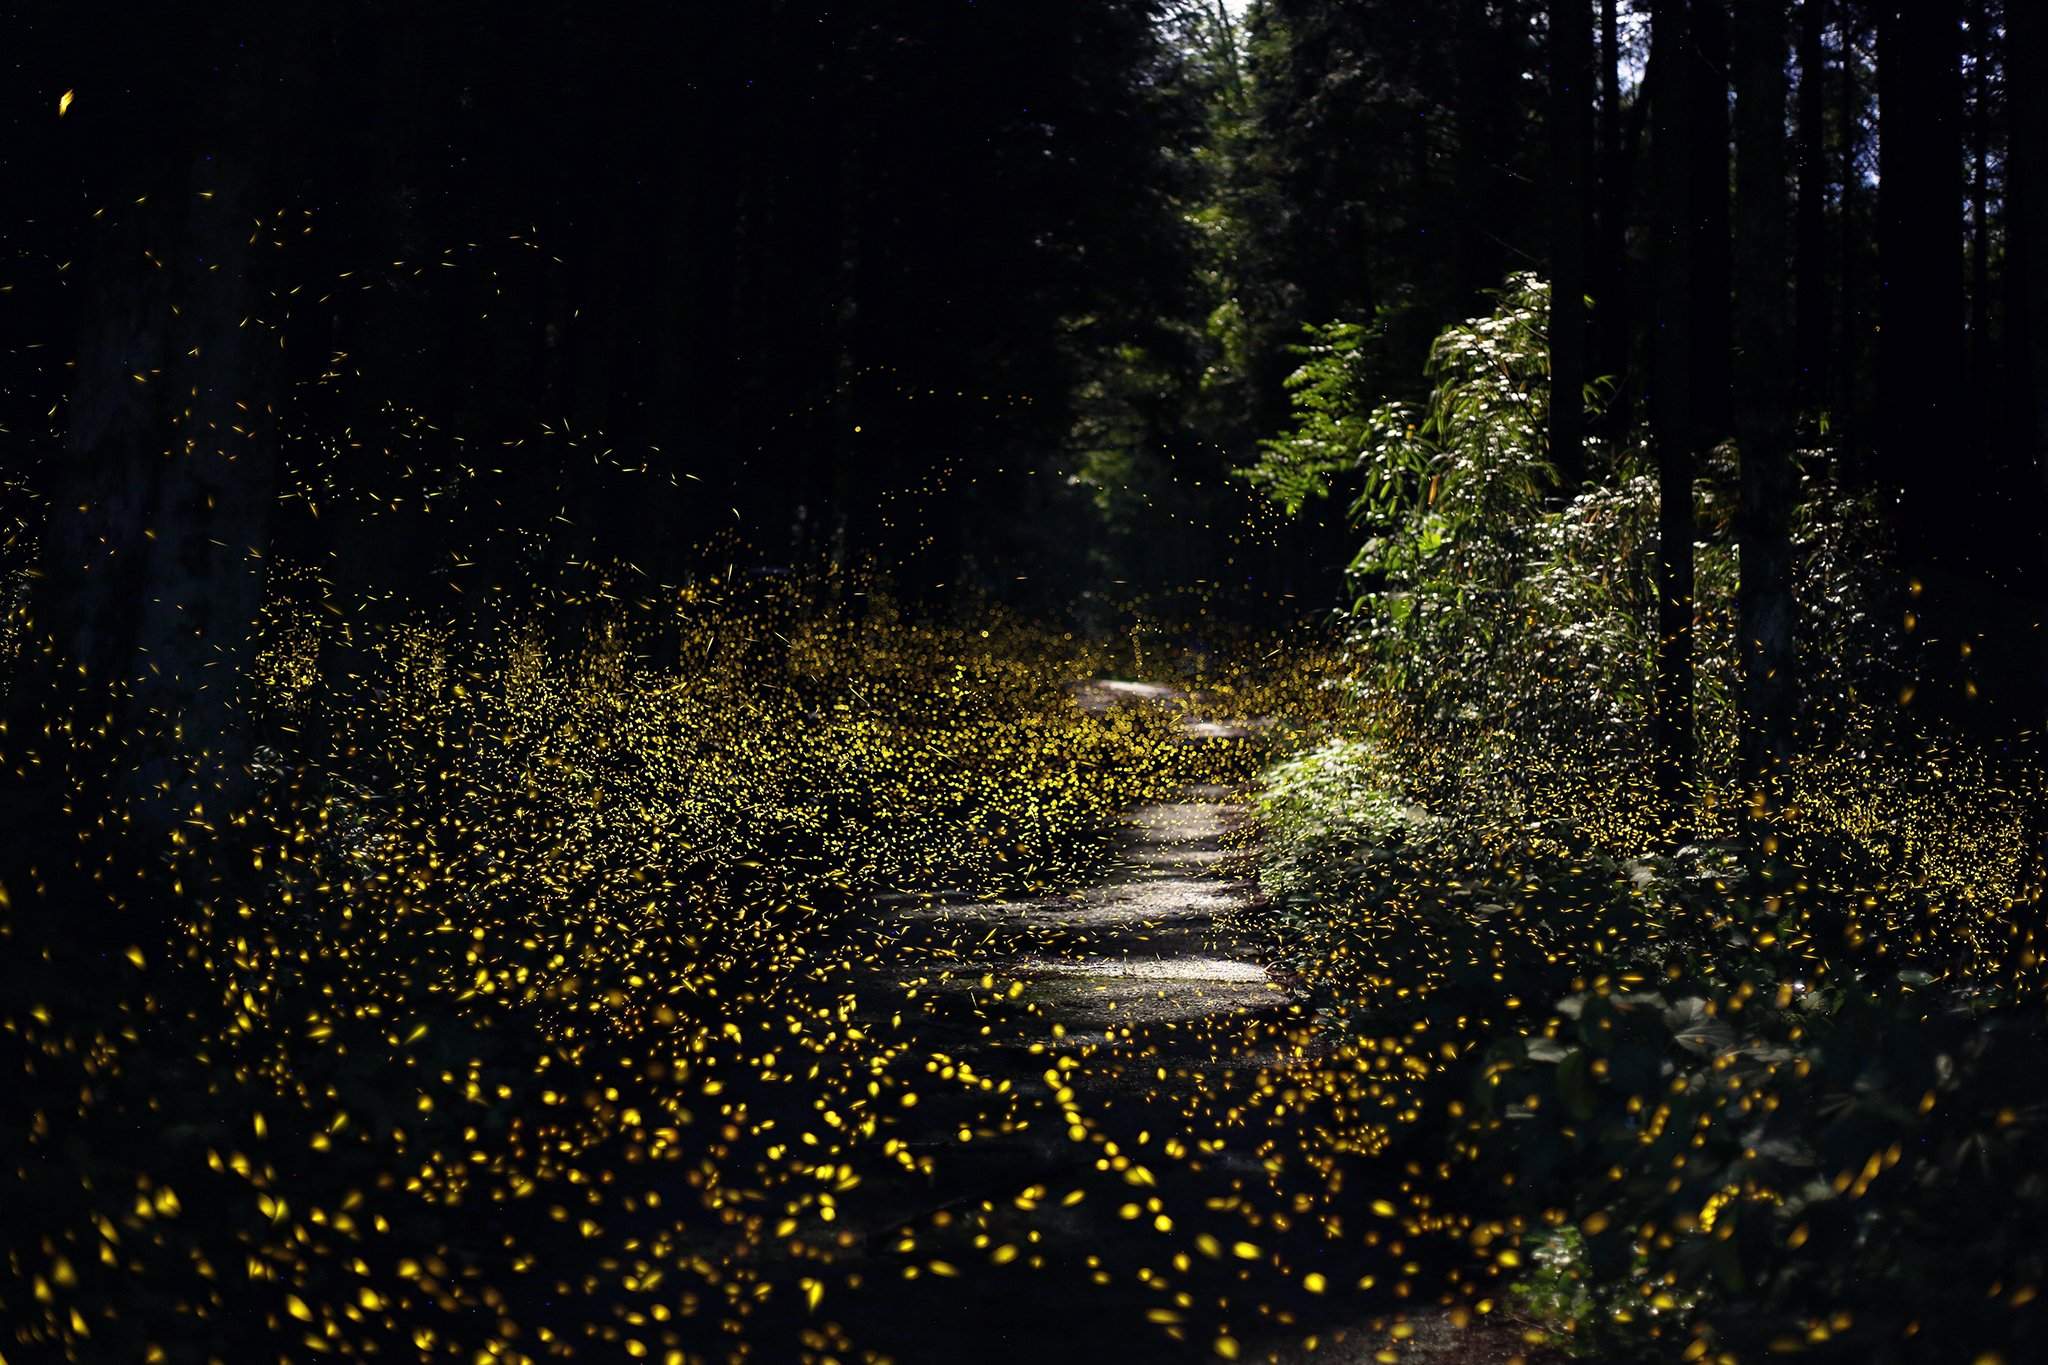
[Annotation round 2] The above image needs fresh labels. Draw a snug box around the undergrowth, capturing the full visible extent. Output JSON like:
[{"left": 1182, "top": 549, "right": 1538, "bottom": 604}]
[
  {"left": 1, "top": 573, "right": 1334, "bottom": 1362},
  {"left": 1247, "top": 279, "right": 2048, "bottom": 1363}
]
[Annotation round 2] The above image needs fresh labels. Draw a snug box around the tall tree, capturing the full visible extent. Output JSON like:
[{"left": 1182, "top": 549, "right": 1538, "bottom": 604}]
[
  {"left": 19, "top": 9, "right": 286, "bottom": 828},
  {"left": 1595, "top": 0, "right": 1628, "bottom": 423},
  {"left": 1228, "top": 0, "right": 1546, "bottom": 427},
  {"left": 1835, "top": 2, "right": 1870, "bottom": 470},
  {"left": 2012, "top": 0, "right": 2048, "bottom": 720},
  {"left": 1689, "top": 0, "right": 1734, "bottom": 435},
  {"left": 1599, "top": 0, "right": 1623, "bottom": 223},
  {"left": 1550, "top": 0, "right": 1594, "bottom": 489},
  {"left": 1965, "top": 0, "right": 1995, "bottom": 393},
  {"left": 1453, "top": 0, "right": 1542, "bottom": 306},
  {"left": 1650, "top": 0, "right": 1699, "bottom": 831},
  {"left": 1794, "top": 0, "right": 1830, "bottom": 411},
  {"left": 1876, "top": 0, "right": 1965, "bottom": 577},
  {"left": 1594, "top": 0, "right": 1652, "bottom": 437},
  {"left": 1734, "top": 0, "right": 1798, "bottom": 824}
]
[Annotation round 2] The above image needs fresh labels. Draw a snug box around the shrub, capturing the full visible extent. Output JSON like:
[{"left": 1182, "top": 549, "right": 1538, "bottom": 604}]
[{"left": 1246, "top": 277, "right": 2048, "bottom": 1361}]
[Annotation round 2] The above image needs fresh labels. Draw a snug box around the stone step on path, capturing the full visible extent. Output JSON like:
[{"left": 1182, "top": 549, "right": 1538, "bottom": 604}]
[
  {"left": 814, "top": 683, "right": 1548, "bottom": 1364},
  {"left": 815, "top": 687, "right": 1325, "bottom": 1358},
  {"left": 883, "top": 788, "right": 1283, "bottom": 1032}
]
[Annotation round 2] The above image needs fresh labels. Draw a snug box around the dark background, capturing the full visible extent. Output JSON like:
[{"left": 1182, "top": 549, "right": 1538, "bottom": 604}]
[{"left": 3, "top": 0, "right": 2044, "bottom": 721}]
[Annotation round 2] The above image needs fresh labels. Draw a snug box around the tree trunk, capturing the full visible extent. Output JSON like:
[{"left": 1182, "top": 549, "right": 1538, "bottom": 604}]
[
  {"left": 1689, "top": 0, "right": 1734, "bottom": 440},
  {"left": 1600, "top": 0, "right": 1622, "bottom": 228},
  {"left": 1735, "top": 0, "right": 1799, "bottom": 834},
  {"left": 1835, "top": 2, "right": 1870, "bottom": 476},
  {"left": 1551, "top": 0, "right": 1593, "bottom": 490},
  {"left": 1212, "top": 0, "right": 1246, "bottom": 105},
  {"left": 30, "top": 146, "right": 279, "bottom": 829},
  {"left": 1602, "top": 45, "right": 1656, "bottom": 440},
  {"left": 1455, "top": 0, "right": 1500, "bottom": 306},
  {"left": 2012, "top": 0, "right": 2048, "bottom": 724},
  {"left": 1794, "top": 0, "right": 1830, "bottom": 412},
  {"left": 1876, "top": 0, "right": 1964, "bottom": 577},
  {"left": 1595, "top": 0, "right": 1627, "bottom": 427},
  {"left": 1967, "top": 0, "right": 1993, "bottom": 397},
  {"left": 1652, "top": 0, "right": 1698, "bottom": 836}
]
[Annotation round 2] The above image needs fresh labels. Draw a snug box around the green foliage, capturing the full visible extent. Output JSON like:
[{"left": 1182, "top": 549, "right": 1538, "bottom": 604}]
[
  {"left": 1254, "top": 745, "right": 2048, "bottom": 1359},
  {"left": 1254, "top": 737, "right": 1419, "bottom": 900},
  {"left": 1350, "top": 272, "right": 1557, "bottom": 544},
  {"left": 1506, "top": 1229, "right": 1610, "bottom": 1355},
  {"left": 1249, "top": 277, "right": 1914, "bottom": 852},
  {"left": 1211, "top": 0, "right": 1550, "bottom": 445},
  {"left": 1249, "top": 278, "right": 2048, "bottom": 1360},
  {"left": 1237, "top": 320, "right": 1397, "bottom": 515},
  {"left": 1294, "top": 276, "right": 1702, "bottom": 845},
  {"left": 1478, "top": 956, "right": 2048, "bottom": 1363}
]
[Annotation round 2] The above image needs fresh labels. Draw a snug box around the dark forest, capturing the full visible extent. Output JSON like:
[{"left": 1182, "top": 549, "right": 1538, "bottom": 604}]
[{"left": 3, "top": 2, "right": 2046, "bottom": 1362}]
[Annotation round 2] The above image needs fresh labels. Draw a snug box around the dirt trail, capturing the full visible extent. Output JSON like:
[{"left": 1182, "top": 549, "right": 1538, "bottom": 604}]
[
  {"left": 889, "top": 785, "right": 1285, "bottom": 1038},
  {"left": 807, "top": 686, "right": 1541, "bottom": 1363}
]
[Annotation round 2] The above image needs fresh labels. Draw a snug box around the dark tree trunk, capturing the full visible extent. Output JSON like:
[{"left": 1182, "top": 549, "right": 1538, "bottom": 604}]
[
  {"left": 1652, "top": 0, "right": 1699, "bottom": 834},
  {"left": 1735, "top": 0, "right": 1799, "bottom": 829},
  {"left": 30, "top": 146, "right": 279, "bottom": 827},
  {"left": 1794, "top": 0, "right": 1831, "bottom": 411},
  {"left": 828, "top": 104, "right": 870, "bottom": 574},
  {"left": 1455, "top": 0, "right": 1490, "bottom": 305},
  {"left": 2012, "top": 0, "right": 2048, "bottom": 722},
  {"left": 1836, "top": 2, "right": 1868, "bottom": 474},
  {"left": 1551, "top": 0, "right": 1594, "bottom": 490},
  {"left": 1876, "top": 0, "right": 1964, "bottom": 575},
  {"left": 1600, "top": 0, "right": 1623, "bottom": 222},
  {"left": 1967, "top": 0, "right": 1994, "bottom": 396},
  {"left": 1595, "top": 0, "right": 1629, "bottom": 430},
  {"left": 1689, "top": 0, "right": 1734, "bottom": 439},
  {"left": 1602, "top": 50, "right": 1657, "bottom": 440},
  {"left": 6, "top": 1, "right": 296, "bottom": 841},
  {"left": 1454, "top": 0, "right": 1511, "bottom": 305}
]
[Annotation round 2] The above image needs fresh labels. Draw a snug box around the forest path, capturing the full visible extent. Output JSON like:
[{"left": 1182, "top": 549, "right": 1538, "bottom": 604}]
[
  {"left": 879, "top": 782, "right": 1283, "bottom": 1048},
  {"left": 816, "top": 686, "right": 1534, "bottom": 1363}
]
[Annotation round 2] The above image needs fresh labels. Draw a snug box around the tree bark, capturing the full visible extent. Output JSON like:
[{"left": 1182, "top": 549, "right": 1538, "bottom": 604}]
[
  {"left": 1836, "top": 2, "right": 1867, "bottom": 474},
  {"left": 1794, "top": 0, "right": 1830, "bottom": 411},
  {"left": 39, "top": 144, "right": 275, "bottom": 792},
  {"left": 1551, "top": 0, "right": 1594, "bottom": 490},
  {"left": 1455, "top": 0, "right": 1500, "bottom": 307},
  {"left": 1689, "top": 0, "right": 1734, "bottom": 440},
  {"left": 2011, "top": 0, "right": 2048, "bottom": 724},
  {"left": 1652, "top": 0, "right": 1699, "bottom": 836},
  {"left": 1596, "top": 0, "right": 1637, "bottom": 437},
  {"left": 1876, "top": 0, "right": 1965, "bottom": 576},
  {"left": 1735, "top": 0, "right": 1799, "bottom": 831},
  {"left": 1600, "top": 0, "right": 1622, "bottom": 223},
  {"left": 1967, "top": 0, "right": 1993, "bottom": 396}
]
